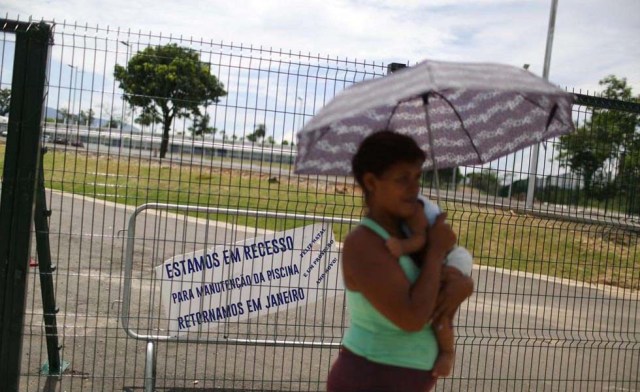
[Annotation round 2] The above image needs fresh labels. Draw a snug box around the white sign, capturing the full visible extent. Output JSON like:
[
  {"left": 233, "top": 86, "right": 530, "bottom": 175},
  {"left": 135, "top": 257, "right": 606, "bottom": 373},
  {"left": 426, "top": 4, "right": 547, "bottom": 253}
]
[{"left": 155, "top": 223, "right": 341, "bottom": 336}]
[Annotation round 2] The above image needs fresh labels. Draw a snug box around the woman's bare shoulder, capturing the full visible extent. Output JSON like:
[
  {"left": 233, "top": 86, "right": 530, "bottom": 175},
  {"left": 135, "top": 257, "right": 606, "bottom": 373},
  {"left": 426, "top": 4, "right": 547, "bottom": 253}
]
[
  {"left": 343, "top": 225, "right": 385, "bottom": 258},
  {"left": 342, "top": 226, "right": 388, "bottom": 290}
]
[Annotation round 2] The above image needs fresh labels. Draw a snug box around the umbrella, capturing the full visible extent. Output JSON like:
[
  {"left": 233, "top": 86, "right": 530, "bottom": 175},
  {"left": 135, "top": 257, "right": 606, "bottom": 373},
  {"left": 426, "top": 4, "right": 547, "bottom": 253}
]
[{"left": 294, "top": 59, "right": 575, "bottom": 181}]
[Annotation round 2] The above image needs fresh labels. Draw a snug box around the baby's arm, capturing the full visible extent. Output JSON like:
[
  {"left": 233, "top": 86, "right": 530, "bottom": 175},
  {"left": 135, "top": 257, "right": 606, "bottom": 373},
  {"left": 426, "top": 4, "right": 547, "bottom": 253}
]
[
  {"left": 386, "top": 233, "right": 426, "bottom": 258},
  {"left": 386, "top": 208, "right": 428, "bottom": 258}
]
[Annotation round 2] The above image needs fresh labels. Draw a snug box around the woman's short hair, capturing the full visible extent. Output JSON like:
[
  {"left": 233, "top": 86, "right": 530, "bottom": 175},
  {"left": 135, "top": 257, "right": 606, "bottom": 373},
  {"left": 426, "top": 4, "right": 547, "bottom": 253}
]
[{"left": 351, "top": 130, "right": 426, "bottom": 189}]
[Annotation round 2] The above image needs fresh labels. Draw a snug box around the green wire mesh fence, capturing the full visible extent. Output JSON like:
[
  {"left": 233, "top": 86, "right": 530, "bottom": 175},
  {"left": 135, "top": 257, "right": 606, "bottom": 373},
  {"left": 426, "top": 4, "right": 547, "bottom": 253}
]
[{"left": 0, "top": 18, "right": 638, "bottom": 392}]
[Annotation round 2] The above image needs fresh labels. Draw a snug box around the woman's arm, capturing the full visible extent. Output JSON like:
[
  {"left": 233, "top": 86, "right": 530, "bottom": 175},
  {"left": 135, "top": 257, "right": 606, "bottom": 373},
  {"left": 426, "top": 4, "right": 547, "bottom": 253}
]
[{"left": 343, "top": 213, "right": 456, "bottom": 332}]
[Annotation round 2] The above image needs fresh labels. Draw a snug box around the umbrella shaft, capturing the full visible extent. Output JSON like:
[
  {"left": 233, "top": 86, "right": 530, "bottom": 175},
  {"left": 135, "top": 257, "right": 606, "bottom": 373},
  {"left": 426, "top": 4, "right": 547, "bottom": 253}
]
[{"left": 421, "top": 94, "right": 440, "bottom": 204}]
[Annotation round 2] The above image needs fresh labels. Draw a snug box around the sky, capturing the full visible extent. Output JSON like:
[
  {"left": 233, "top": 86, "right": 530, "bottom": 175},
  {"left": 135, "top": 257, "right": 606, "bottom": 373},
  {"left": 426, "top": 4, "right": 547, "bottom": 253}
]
[
  {"left": 4, "top": 0, "right": 639, "bottom": 93},
  {"left": 2, "top": 1, "right": 639, "bottom": 181}
]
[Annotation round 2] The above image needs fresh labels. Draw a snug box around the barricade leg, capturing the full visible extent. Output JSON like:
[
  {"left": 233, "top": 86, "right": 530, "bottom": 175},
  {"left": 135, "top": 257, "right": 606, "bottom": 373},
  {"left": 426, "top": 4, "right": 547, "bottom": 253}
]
[{"left": 144, "top": 341, "right": 156, "bottom": 392}]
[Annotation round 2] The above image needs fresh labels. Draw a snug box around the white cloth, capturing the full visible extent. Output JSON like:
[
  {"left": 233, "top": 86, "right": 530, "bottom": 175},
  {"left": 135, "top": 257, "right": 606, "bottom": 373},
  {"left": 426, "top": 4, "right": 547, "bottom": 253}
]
[{"left": 417, "top": 195, "right": 473, "bottom": 276}]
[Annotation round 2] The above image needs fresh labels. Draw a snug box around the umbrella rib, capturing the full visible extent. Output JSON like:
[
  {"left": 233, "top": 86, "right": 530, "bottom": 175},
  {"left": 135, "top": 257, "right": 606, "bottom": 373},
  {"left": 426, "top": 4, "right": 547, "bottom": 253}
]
[
  {"left": 384, "top": 103, "right": 401, "bottom": 130},
  {"left": 520, "top": 93, "right": 573, "bottom": 129},
  {"left": 545, "top": 103, "right": 559, "bottom": 131},
  {"left": 430, "top": 91, "right": 483, "bottom": 162},
  {"left": 301, "top": 127, "right": 334, "bottom": 167}
]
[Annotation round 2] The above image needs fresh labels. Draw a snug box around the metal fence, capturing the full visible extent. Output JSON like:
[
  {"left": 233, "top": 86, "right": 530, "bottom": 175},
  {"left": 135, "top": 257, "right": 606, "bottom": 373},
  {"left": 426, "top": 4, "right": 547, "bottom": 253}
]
[{"left": 0, "top": 18, "right": 639, "bottom": 392}]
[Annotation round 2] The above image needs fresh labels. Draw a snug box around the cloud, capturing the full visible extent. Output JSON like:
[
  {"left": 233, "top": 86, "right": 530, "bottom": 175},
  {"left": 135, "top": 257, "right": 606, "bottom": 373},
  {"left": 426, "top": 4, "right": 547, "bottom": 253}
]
[
  {"left": 551, "top": 0, "right": 640, "bottom": 92},
  {"left": 3, "top": 0, "right": 639, "bottom": 93}
]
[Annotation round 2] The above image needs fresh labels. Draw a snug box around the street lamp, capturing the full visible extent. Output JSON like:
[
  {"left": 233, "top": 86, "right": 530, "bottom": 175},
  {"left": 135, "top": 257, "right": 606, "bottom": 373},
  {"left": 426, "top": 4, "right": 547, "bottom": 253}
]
[
  {"left": 67, "top": 64, "right": 79, "bottom": 124},
  {"left": 291, "top": 96, "right": 305, "bottom": 145}
]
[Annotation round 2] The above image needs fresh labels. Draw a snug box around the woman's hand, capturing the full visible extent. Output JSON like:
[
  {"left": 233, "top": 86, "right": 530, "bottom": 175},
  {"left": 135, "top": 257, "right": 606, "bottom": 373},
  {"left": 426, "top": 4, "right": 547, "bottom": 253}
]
[{"left": 426, "top": 213, "right": 456, "bottom": 261}]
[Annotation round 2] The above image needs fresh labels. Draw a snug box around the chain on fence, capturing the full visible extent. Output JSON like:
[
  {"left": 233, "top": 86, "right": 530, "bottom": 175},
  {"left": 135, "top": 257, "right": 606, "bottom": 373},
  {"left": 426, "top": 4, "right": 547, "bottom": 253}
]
[{"left": 0, "top": 18, "right": 638, "bottom": 392}]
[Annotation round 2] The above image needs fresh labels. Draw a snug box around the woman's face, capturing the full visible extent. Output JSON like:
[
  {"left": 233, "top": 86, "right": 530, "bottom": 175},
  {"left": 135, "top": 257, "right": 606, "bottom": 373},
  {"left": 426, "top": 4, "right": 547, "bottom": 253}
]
[{"left": 364, "top": 160, "right": 423, "bottom": 219}]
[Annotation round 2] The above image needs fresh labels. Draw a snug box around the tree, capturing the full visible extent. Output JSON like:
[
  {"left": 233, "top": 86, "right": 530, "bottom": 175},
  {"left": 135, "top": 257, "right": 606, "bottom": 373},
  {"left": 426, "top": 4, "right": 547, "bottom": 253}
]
[
  {"left": 499, "top": 178, "right": 529, "bottom": 198},
  {"left": 0, "top": 88, "right": 10, "bottom": 116},
  {"left": 188, "top": 113, "right": 216, "bottom": 138},
  {"left": 246, "top": 123, "right": 266, "bottom": 143},
  {"left": 57, "top": 108, "right": 71, "bottom": 124},
  {"left": 78, "top": 109, "right": 96, "bottom": 126},
  {"left": 78, "top": 110, "right": 87, "bottom": 125},
  {"left": 107, "top": 116, "right": 121, "bottom": 129},
  {"left": 114, "top": 44, "right": 227, "bottom": 158},
  {"left": 622, "top": 136, "right": 640, "bottom": 213},
  {"left": 558, "top": 75, "right": 639, "bottom": 192},
  {"left": 267, "top": 136, "right": 275, "bottom": 145},
  {"left": 467, "top": 169, "right": 501, "bottom": 195},
  {"left": 422, "top": 167, "right": 462, "bottom": 188},
  {"left": 557, "top": 128, "right": 609, "bottom": 192},
  {"left": 135, "top": 108, "right": 162, "bottom": 127},
  {"left": 87, "top": 109, "right": 96, "bottom": 125},
  {"left": 254, "top": 124, "right": 266, "bottom": 140}
]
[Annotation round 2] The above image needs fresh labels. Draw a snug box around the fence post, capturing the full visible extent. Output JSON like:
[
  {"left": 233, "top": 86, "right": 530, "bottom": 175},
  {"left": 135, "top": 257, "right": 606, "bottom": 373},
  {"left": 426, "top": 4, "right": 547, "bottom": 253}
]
[
  {"left": 34, "top": 148, "right": 63, "bottom": 375},
  {"left": 0, "top": 21, "right": 52, "bottom": 390}
]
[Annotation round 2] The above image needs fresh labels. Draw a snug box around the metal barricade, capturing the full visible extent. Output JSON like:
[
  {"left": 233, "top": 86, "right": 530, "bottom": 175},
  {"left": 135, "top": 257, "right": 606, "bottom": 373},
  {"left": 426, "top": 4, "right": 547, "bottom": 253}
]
[{"left": 123, "top": 203, "right": 357, "bottom": 391}]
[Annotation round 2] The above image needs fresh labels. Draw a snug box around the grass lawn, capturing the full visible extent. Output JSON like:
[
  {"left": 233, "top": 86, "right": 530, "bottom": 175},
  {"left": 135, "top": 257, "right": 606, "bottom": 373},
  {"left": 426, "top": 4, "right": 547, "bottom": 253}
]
[{"left": 1, "top": 142, "right": 638, "bottom": 290}]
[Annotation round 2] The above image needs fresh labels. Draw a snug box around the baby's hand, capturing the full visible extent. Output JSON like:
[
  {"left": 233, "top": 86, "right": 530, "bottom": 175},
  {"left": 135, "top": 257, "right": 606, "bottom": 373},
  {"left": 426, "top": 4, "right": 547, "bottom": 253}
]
[{"left": 386, "top": 238, "right": 404, "bottom": 259}]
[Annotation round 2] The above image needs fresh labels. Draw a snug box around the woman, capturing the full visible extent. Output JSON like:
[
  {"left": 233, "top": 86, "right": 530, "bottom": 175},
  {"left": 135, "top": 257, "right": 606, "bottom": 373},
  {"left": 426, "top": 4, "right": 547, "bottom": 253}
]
[{"left": 327, "top": 130, "right": 473, "bottom": 392}]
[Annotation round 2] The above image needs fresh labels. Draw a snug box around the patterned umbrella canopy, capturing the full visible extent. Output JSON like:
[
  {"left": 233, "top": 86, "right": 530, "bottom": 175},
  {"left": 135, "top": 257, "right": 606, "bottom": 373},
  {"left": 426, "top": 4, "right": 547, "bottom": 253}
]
[{"left": 294, "top": 59, "right": 575, "bottom": 175}]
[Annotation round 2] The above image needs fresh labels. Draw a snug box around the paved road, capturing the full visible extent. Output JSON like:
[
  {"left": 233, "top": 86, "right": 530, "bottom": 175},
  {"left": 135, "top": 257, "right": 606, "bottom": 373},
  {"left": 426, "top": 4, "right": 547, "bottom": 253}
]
[{"left": 19, "top": 191, "right": 640, "bottom": 392}]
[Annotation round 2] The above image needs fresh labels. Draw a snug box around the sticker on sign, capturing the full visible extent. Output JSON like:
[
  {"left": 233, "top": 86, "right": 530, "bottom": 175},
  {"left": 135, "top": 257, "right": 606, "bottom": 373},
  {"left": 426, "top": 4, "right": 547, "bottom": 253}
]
[{"left": 155, "top": 223, "right": 342, "bottom": 336}]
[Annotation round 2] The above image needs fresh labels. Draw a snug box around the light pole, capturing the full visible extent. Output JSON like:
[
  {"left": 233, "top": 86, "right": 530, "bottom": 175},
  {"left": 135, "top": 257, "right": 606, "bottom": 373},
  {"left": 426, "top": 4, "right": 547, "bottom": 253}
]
[
  {"left": 67, "top": 64, "right": 78, "bottom": 124},
  {"left": 120, "top": 40, "right": 130, "bottom": 60},
  {"left": 296, "top": 96, "right": 304, "bottom": 144},
  {"left": 120, "top": 41, "right": 131, "bottom": 132},
  {"left": 526, "top": 0, "right": 558, "bottom": 209}
]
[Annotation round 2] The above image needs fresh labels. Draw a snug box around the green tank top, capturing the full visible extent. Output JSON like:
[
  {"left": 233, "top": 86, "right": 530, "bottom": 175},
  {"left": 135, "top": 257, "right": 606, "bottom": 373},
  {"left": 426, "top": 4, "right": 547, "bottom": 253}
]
[{"left": 342, "top": 217, "right": 438, "bottom": 370}]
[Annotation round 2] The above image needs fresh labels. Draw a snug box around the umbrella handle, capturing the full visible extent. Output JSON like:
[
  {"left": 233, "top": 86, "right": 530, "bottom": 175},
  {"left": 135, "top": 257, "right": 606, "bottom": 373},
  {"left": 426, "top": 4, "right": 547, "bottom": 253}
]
[{"left": 432, "top": 167, "right": 441, "bottom": 204}]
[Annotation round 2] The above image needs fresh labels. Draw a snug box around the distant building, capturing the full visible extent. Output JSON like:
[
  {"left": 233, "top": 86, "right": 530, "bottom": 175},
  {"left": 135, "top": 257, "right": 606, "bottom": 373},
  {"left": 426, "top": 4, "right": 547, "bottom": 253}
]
[{"left": 40, "top": 124, "right": 296, "bottom": 165}]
